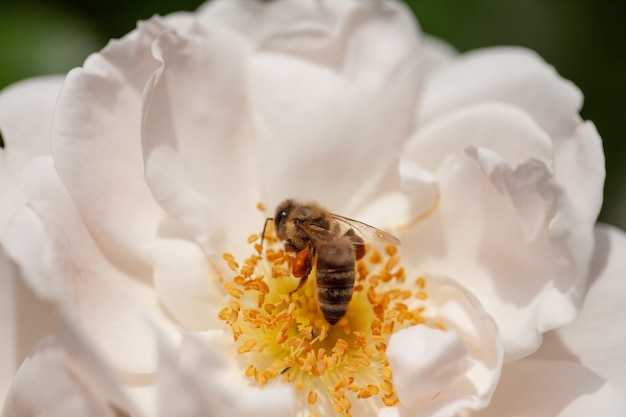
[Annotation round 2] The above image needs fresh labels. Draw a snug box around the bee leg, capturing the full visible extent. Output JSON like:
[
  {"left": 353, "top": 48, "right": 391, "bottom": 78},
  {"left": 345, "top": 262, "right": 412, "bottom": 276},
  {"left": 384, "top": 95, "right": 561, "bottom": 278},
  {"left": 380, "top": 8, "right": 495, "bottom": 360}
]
[
  {"left": 343, "top": 229, "right": 366, "bottom": 260},
  {"left": 289, "top": 247, "right": 314, "bottom": 295}
]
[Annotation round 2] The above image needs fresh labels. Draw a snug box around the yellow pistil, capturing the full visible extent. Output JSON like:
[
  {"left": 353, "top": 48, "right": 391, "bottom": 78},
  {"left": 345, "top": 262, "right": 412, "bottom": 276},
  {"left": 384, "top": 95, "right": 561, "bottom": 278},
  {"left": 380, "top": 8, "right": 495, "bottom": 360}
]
[{"left": 218, "top": 221, "right": 439, "bottom": 417}]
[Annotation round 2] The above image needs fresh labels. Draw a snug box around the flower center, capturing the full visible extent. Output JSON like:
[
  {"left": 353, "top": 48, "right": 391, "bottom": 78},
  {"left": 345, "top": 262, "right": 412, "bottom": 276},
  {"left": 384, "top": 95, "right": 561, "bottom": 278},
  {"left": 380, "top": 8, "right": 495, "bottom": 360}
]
[{"left": 218, "top": 220, "right": 440, "bottom": 417}]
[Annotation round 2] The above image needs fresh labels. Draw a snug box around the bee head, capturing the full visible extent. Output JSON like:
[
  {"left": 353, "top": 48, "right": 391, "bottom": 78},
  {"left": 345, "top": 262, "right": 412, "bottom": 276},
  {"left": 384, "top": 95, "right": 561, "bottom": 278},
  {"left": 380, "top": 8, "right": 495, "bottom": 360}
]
[{"left": 274, "top": 199, "right": 295, "bottom": 240}]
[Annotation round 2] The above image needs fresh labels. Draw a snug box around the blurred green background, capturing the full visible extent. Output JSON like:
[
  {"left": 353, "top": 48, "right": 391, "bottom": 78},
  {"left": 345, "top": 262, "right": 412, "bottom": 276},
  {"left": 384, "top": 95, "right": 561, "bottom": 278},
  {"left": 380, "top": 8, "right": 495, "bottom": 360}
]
[{"left": 1, "top": 0, "right": 624, "bottom": 229}]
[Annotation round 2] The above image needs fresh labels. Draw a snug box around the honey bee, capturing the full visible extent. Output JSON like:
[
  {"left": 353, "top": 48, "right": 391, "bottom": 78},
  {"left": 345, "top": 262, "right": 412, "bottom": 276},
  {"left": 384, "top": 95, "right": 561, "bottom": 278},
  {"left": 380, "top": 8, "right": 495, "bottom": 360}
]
[{"left": 262, "top": 199, "right": 400, "bottom": 325}]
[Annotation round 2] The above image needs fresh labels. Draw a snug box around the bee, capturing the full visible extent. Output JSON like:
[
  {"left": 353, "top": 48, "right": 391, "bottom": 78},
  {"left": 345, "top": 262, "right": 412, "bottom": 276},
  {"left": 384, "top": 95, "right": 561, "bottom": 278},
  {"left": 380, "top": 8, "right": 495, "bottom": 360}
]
[{"left": 262, "top": 199, "right": 400, "bottom": 325}]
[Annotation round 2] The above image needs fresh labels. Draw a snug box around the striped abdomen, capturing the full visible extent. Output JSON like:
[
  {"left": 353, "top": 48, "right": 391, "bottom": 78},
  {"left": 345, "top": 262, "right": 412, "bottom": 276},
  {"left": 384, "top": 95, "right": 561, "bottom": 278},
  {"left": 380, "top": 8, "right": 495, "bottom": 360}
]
[{"left": 315, "top": 238, "right": 356, "bottom": 325}]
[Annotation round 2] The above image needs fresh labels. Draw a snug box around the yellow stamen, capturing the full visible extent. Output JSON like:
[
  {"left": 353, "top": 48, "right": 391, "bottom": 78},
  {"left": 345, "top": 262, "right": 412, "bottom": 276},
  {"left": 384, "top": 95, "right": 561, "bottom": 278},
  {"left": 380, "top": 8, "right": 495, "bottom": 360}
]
[{"left": 218, "top": 225, "right": 441, "bottom": 417}]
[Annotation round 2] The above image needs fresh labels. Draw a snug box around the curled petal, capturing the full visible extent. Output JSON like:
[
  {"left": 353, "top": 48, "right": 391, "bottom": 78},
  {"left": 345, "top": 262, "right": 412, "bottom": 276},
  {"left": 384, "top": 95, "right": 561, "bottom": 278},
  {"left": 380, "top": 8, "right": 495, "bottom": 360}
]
[
  {"left": 416, "top": 47, "right": 604, "bottom": 222},
  {"left": 401, "top": 144, "right": 592, "bottom": 359},
  {"left": 467, "top": 146, "right": 591, "bottom": 311},
  {"left": 467, "top": 146, "right": 574, "bottom": 240},
  {"left": 388, "top": 327, "right": 468, "bottom": 409},
  {"left": 388, "top": 278, "right": 502, "bottom": 417}
]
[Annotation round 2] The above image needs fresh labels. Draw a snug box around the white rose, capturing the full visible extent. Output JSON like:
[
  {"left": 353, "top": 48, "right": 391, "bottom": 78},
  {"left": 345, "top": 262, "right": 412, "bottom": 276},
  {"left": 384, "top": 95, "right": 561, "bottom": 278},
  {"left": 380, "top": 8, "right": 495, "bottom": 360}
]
[{"left": 1, "top": 0, "right": 624, "bottom": 416}]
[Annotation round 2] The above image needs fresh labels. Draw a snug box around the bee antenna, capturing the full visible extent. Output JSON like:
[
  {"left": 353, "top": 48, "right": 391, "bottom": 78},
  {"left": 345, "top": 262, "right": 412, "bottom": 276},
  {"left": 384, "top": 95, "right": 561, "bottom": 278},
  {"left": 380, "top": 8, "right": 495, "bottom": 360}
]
[{"left": 260, "top": 217, "right": 273, "bottom": 249}]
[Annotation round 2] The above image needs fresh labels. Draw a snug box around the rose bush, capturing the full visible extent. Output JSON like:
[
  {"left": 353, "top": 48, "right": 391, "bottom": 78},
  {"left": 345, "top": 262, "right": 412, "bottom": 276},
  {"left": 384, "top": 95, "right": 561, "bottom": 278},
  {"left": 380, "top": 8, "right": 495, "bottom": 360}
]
[{"left": 1, "top": 0, "right": 625, "bottom": 416}]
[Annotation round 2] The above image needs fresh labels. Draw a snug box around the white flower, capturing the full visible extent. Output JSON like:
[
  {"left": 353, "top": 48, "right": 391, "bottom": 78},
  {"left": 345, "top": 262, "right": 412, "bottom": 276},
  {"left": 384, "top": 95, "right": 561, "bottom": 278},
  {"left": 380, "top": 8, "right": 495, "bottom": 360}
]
[{"left": 1, "top": 0, "right": 624, "bottom": 416}]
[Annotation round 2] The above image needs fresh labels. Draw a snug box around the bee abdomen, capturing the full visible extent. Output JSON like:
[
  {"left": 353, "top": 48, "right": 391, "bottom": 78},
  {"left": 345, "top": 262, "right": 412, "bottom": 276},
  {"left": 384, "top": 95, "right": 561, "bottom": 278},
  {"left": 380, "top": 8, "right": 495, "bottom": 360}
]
[
  {"left": 317, "top": 277, "right": 354, "bottom": 305},
  {"left": 317, "top": 281, "right": 354, "bottom": 325},
  {"left": 316, "top": 240, "right": 356, "bottom": 324},
  {"left": 318, "top": 299, "right": 351, "bottom": 325}
]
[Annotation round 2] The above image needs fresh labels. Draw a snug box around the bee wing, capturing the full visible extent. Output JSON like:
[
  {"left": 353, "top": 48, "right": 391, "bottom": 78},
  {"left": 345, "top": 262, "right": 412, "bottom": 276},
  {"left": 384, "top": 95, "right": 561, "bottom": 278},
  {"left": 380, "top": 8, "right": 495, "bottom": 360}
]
[
  {"left": 297, "top": 222, "right": 337, "bottom": 242},
  {"left": 330, "top": 214, "right": 401, "bottom": 245}
]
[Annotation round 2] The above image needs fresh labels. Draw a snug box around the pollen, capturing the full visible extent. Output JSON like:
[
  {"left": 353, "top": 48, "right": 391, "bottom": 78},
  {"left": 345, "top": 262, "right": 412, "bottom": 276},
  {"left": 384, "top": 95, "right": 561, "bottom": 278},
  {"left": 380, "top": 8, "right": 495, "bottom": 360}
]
[
  {"left": 222, "top": 253, "right": 239, "bottom": 271},
  {"left": 218, "top": 224, "right": 440, "bottom": 417}
]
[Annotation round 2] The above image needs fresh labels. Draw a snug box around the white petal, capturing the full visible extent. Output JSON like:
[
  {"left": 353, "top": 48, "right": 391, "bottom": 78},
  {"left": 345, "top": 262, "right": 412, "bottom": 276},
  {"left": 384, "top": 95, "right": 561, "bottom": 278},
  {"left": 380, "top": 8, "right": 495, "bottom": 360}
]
[
  {"left": 2, "top": 204, "right": 65, "bottom": 300},
  {"left": 148, "top": 238, "right": 226, "bottom": 331},
  {"left": 416, "top": 46, "right": 602, "bottom": 220},
  {"left": 198, "top": 0, "right": 362, "bottom": 48},
  {"left": 50, "top": 18, "right": 167, "bottom": 266},
  {"left": 1, "top": 337, "right": 119, "bottom": 417},
  {"left": 142, "top": 21, "right": 260, "bottom": 256},
  {"left": 467, "top": 146, "right": 582, "bottom": 240},
  {"left": 552, "top": 121, "right": 605, "bottom": 222},
  {"left": 0, "top": 76, "right": 64, "bottom": 162},
  {"left": 158, "top": 333, "right": 295, "bottom": 417},
  {"left": 406, "top": 102, "right": 554, "bottom": 173},
  {"left": 0, "top": 252, "right": 17, "bottom": 409},
  {"left": 536, "top": 224, "right": 626, "bottom": 397},
  {"left": 0, "top": 152, "right": 23, "bottom": 232},
  {"left": 121, "top": 384, "right": 156, "bottom": 417},
  {"left": 54, "top": 310, "right": 144, "bottom": 416},
  {"left": 389, "top": 277, "right": 502, "bottom": 417},
  {"left": 258, "top": 0, "right": 420, "bottom": 82},
  {"left": 472, "top": 359, "right": 626, "bottom": 417},
  {"left": 249, "top": 0, "right": 421, "bottom": 212},
  {"left": 388, "top": 327, "right": 468, "bottom": 408},
  {"left": 420, "top": 34, "right": 457, "bottom": 78},
  {"left": 467, "top": 145, "right": 591, "bottom": 302},
  {"left": 0, "top": 76, "right": 64, "bottom": 231},
  {"left": 401, "top": 146, "right": 593, "bottom": 360},
  {"left": 466, "top": 147, "right": 592, "bottom": 357},
  {"left": 0, "top": 253, "right": 18, "bottom": 407},
  {"left": 418, "top": 47, "right": 583, "bottom": 139},
  {"left": 2, "top": 157, "right": 176, "bottom": 374},
  {"left": 0, "top": 256, "right": 57, "bottom": 412},
  {"left": 354, "top": 158, "right": 439, "bottom": 232}
]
